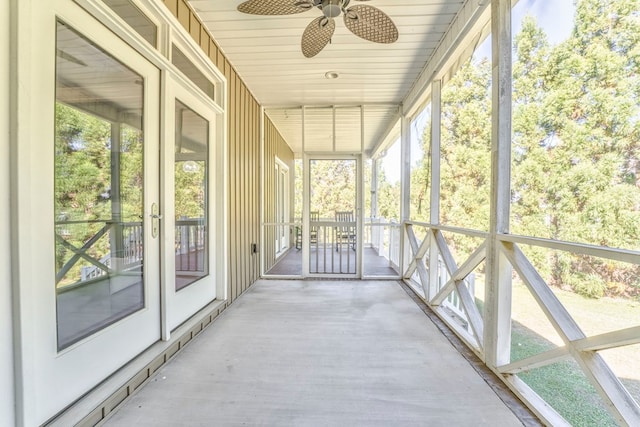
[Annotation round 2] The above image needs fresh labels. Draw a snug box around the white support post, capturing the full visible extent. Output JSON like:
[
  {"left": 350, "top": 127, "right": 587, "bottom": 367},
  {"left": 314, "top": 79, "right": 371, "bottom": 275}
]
[
  {"left": 484, "top": 0, "right": 513, "bottom": 368},
  {"left": 428, "top": 80, "right": 442, "bottom": 300},
  {"left": 301, "top": 107, "right": 309, "bottom": 277},
  {"left": 399, "top": 115, "right": 411, "bottom": 275},
  {"left": 370, "top": 158, "right": 380, "bottom": 253},
  {"left": 259, "top": 106, "right": 265, "bottom": 277},
  {"left": 357, "top": 106, "right": 364, "bottom": 277},
  {"left": 110, "top": 122, "right": 124, "bottom": 275},
  {"left": 370, "top": 158, "right": 378, "bottom": 220}
]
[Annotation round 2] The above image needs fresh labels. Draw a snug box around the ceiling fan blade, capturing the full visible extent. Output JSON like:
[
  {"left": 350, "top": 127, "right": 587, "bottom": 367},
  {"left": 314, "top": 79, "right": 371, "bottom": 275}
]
[
  {"left": 237, "top": 0, "right": 313, "bottom": 16},
  {"left": 343, "top": 5, "right": 398, "bottom": 44},
  {"left": 301, "top": 17, "right": 335, "bottom": 58}
]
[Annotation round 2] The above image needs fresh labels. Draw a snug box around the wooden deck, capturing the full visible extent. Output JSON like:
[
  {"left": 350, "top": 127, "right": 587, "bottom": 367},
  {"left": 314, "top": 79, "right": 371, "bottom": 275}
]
[{"left": 104, "top": 280, "right": 532, "bottom": 426}]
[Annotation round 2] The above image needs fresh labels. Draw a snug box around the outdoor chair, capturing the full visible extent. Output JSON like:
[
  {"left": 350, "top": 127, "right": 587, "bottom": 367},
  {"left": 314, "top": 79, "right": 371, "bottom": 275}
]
[
  {"left": 334, "top": 211, "right": 356, "bottom": 251},
  {"left": 295, "top": 225, "right": 302, "bottom": 250},
  {"left": 296, "top": 212, "right": 319, "bottom": 250},
  {"left": 310, "top": 211, "right": 319, "bottom": 245}
]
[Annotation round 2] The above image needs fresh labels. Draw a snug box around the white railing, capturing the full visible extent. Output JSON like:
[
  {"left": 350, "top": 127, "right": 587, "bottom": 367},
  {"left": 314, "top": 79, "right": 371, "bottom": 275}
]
[
  {"left": 175, "top": 217, "right": 206, "bottom": 272},
  {"left": 67, "top": 221, "right": 143, "bottom": 283},
  {"left": 76, "top": 218, "right": 205, "bottom": 282},
  {"left": 364, "top": 217, "right": 401, "bottom": 274},
  {"left": 402, "top": 220, "right": 640, "bottom": 426},
  {"left": 262, "top": 218, "right": 403, "bottom": 276},
  {"left": 309, "top": 219, "right": 357, "bottom": 274}
]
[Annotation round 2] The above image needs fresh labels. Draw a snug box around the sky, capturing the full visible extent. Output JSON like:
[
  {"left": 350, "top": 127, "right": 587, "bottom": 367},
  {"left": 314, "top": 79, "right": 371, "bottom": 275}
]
[{"left": 380, "top": 0, "right": 576, "bottom": 185}]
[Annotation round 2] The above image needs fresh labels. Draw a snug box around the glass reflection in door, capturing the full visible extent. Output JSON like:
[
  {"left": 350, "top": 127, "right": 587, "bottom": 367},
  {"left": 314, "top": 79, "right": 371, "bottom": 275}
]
[
  {"left": 174, "top": 100, "right": 209, "bottom": 290},
  {"left": 54, "top": 21, "right": 145, "bottom": 350}
]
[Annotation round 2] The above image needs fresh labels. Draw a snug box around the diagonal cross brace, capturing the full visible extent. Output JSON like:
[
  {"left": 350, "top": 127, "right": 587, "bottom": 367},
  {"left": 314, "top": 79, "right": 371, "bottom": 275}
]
[
  {"left": 404, "top": 224, "right": 430, "bottom": 296},
  {"left": 55, "top": 223, "right": 114, "bottom": 284},
  {"left": 430, "top": 233, "right": 487, "bottom": 348},
  {"left": 501, "top": 241, "right": 640, "bottom": 426},
  {"left": 431, "top": 240, "right": 487, "bottom": 305}
]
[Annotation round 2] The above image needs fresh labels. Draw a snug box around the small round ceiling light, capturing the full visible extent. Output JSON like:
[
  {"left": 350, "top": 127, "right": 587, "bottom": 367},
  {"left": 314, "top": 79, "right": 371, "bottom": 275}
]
[{"left": 325, "top": 71, "right": 339, "bottom": 79}]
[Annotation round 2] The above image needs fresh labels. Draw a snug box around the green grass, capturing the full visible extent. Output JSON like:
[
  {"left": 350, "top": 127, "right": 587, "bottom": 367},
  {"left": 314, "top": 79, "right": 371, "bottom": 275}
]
[
  {"left": 472, "top": 277, "right": 639, "bottom": 425},
  {"left": 512, "top": 324, "right": 618, "bottom": 426}
]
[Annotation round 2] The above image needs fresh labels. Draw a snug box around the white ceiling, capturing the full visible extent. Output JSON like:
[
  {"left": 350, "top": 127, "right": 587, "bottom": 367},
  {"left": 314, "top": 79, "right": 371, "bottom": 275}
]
[{"left": 188, "top": 0, "right": 468, "bottom": 155}]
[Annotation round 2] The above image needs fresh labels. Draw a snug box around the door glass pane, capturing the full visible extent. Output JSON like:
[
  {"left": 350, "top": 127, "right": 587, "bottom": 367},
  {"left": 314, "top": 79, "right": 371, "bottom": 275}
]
[
  {"left": 172, "top": 46, "right": 215, "bottom": 102},
  {"left": 103, "top": 0, "right": 157, "bottom": 47},
  {"left": 175, "top": 100, "right": 209, "bottom": 291},
  {"left": 55, "top": 21, "right": 145, "bottom": 350}
]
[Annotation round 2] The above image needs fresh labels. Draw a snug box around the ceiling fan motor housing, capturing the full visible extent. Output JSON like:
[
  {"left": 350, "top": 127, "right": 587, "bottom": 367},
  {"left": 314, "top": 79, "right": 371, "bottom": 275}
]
[{"left": 322, "top": 0, "right": 342, "bottom": 18}]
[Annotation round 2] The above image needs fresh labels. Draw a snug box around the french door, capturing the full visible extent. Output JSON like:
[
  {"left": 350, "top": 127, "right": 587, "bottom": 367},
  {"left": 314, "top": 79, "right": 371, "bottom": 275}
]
[
  {"left": 275, "top": 159, "right": 290, "bottom": 256},
  {"left": 162, "top": 77, "right": 218, "bottom": 334},
  {"left": 22, "top": 6, "right": 161, "bottom": 424},
  {"left": 303, "top": 155, "right": 362, "bottom": 277}
]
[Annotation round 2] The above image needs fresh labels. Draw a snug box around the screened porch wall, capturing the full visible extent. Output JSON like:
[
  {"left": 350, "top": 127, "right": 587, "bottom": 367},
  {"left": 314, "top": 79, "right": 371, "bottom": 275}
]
[
  {"left": 263, "top": 117, "right": 295, "bottom": 272},
  {"left": 162, "top": 0, "right": 261, "bottom": 302}
]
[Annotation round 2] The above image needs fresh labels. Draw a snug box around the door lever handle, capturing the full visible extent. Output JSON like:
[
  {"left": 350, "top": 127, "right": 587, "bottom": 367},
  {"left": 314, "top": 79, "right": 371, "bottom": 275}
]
[{"left": 150, "top": 203, "right": 161, "bottom": 238}]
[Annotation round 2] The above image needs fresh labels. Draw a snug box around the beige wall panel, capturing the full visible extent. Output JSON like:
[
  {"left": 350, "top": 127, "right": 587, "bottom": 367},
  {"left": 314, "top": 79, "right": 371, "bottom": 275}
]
[
  {"left": 252, "top": 98, "right": 262, "bottom": 281},
  {"left": 228, "top": 66, "right": 237, "bottom": 302},
  {"left": 243, "top": 85, "right": 250, "bottom": 289},
  {"left": 217, "top": 50, "right": 224, "bottom": 72},
  {"left": 235, "top": 76, "right": 242, "bottom": 298},
  {"left": 238, "top": 77, "right": 245, "bottom": 295},
  {"left": 177, "top": 1, "right": 190, "bottom": 32},
  {"left": 199, "top": 27, "right": 209, "bottom": 54},
  {"left": 189, "top": 13, "right": 200, "bottom": 44},
  {"left": 263, "top": 116, "right": 294, "bottom": 271},
  {"left": 208, "top": 40, "right": 218, "bottom": 66},
  {"left": 163, "top": 0, "right": 178, "bottom": 17}
]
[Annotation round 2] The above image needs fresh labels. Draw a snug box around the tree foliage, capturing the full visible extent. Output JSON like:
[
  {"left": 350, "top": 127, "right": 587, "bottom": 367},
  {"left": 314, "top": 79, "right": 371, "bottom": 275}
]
[
  {"left": 55, "top": 103, "right": 144, "bottom": 285},
  {"left": 309, "top": 159, "right": 357, "bottom": 219},
  {"left": 407, "top": 0, "right": 640, "bottom": 298}
]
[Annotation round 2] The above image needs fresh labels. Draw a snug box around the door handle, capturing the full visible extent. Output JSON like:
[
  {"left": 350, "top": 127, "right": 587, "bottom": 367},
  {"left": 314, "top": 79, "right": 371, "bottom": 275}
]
[{"left": 150, "top": 203, "right": 161, "bottom": 238}]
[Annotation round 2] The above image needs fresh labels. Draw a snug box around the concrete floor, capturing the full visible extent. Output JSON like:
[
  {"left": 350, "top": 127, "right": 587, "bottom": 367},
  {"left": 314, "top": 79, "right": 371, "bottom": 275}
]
[{"left": 105, "top": 280, "right": 525, "bottom": 426}]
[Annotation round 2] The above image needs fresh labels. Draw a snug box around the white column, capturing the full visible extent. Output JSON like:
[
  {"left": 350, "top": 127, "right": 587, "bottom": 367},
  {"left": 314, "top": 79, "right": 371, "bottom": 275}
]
[
  {"left": 110, "top": 122, "right": 124, "bottom": 273},
  {"left": 428, "top": 80, "right": 442, "bottom": 300},
  {"left": 484, "top": 0, "right": 513, "bottom": 367},
  {"left": 370, "top": 158, "right": 378, "bottom": 220},
  {"left": 370, "top": 158, "right": 379, "bottom": 252},
  {"left": 259, "top": 107, "right": 265, "bottom": 276},
  {"left": 399, "top": 115, "right": 411, "bottom": 273},
  {"left": 301, "top": 107, "right": 309, "bottom": 276}
]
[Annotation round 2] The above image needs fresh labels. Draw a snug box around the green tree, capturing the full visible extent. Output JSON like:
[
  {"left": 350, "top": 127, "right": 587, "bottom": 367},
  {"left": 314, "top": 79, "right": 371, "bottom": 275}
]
[
  {"left": 55, "top": 104, "right": 144, "bottom": 285},
  {"left": 409, "top": 0, "right": 640, "bottom": 298},
  {"left": 309, "top": 159, "right": 357, "bottom": 218},
  {"left": 439, "top": 56, "right": 492, "bottom": 259},
  {"left": 512, "top": 1, "right": 640, "bottom": 297},
  {"left": 377, "top": 168, "right": 400, "bottom": 221}
]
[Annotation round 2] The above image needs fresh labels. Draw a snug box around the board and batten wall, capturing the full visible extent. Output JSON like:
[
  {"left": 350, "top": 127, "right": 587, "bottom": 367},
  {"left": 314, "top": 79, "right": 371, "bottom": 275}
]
[
  {"left": 162, "top": 0, "right": 262, "bottom": 302},
  {"left": 263, "top": 117, "right": 295, "bottom": 272}
]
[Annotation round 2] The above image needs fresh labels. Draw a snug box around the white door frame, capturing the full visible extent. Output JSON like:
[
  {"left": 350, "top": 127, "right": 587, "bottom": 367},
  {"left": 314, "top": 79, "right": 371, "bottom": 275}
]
[
  {"left": 302, "top": 153, "right": 363, "bottom": 278},
  {"left": 274, "top": 156, "right": 290, "bottom": 256},
  {"left": 161, "top": 74, "right": 221, "bottom": 336}
]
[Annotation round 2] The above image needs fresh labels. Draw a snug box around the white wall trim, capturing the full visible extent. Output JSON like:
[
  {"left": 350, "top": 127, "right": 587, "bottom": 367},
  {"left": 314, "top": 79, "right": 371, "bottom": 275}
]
[{"left": 2, "top": 0, "right": 16, "bottom": 425}]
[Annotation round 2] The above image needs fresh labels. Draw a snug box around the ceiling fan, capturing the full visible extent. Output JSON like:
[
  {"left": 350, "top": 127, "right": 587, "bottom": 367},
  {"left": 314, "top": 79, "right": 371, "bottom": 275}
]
[{"left": 237, "top": 0, "right": 398, "bottom": 58}]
